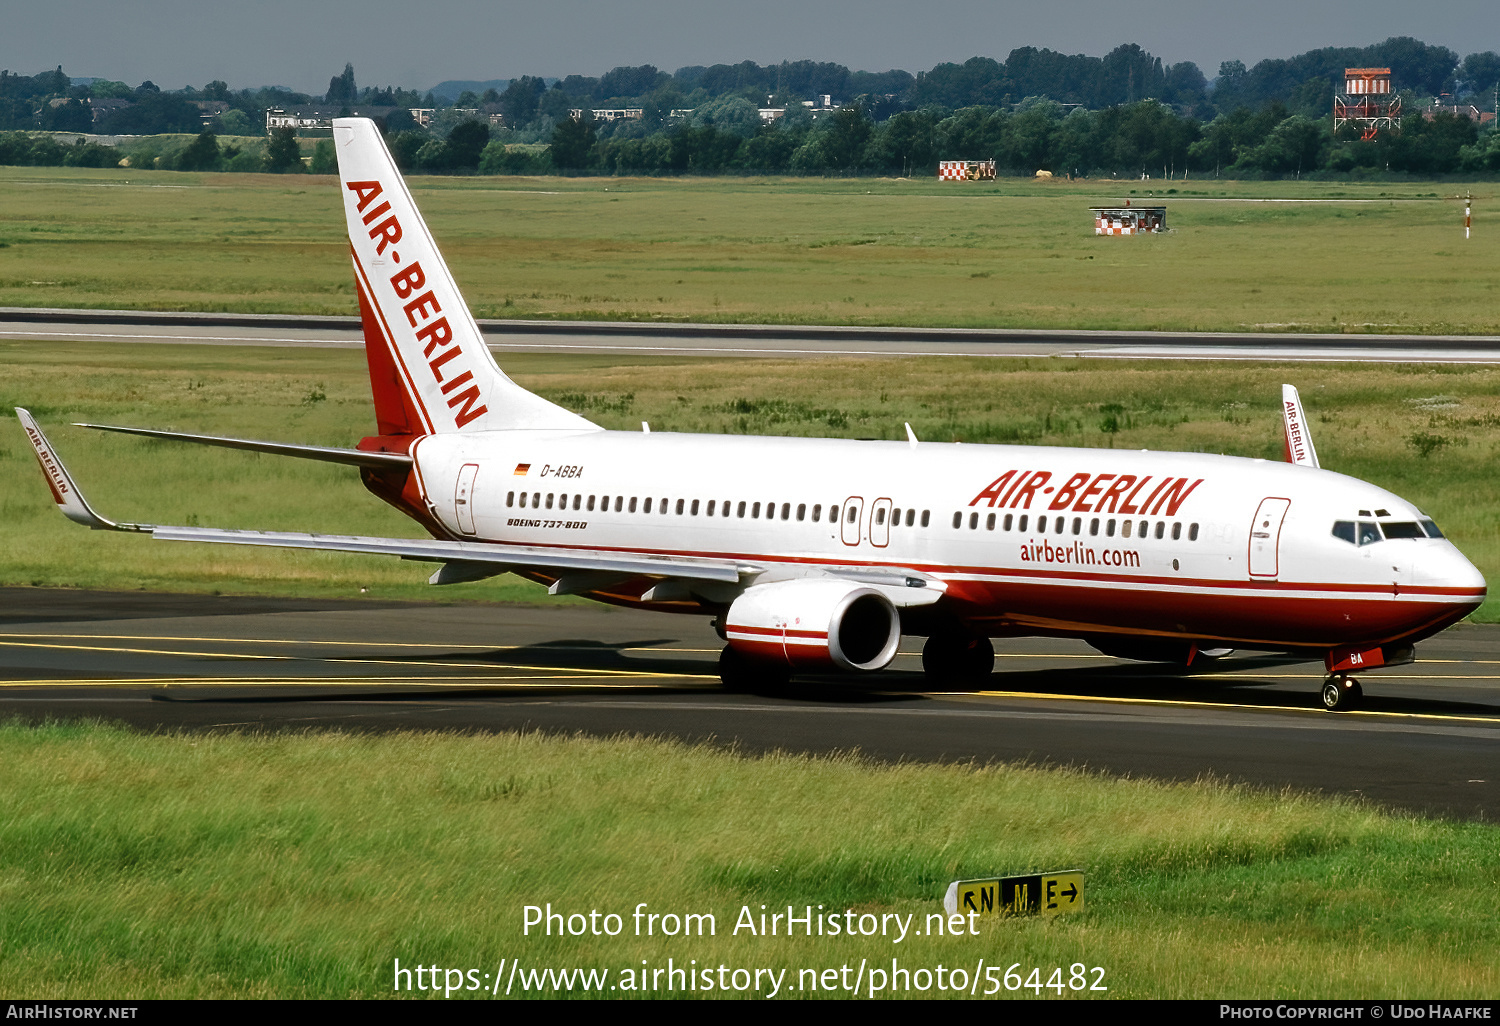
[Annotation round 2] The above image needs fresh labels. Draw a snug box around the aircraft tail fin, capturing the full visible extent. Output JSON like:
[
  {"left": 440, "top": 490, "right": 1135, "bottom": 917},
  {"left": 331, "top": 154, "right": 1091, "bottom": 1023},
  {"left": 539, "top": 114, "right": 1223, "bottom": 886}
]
[
  {"left": 1281, "top": 384, "right": 1320, "bottom": 469},
  {"left": 332, "top": 117, "right": 595, "bottom": 436}
]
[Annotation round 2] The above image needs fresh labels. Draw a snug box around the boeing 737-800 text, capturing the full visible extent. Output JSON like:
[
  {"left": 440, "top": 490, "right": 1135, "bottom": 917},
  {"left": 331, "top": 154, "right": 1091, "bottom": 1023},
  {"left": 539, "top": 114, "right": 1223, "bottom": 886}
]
[{"left": 17, "top": 118, "right": 1486, "bottom": 710}]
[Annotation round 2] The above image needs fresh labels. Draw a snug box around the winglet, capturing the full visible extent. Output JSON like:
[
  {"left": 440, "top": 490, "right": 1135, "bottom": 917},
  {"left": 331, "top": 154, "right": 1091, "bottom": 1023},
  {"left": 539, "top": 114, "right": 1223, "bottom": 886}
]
[
  {"left": 1280, "top": 385, "right": 1320, "bottom": 469},
  {"left": 15, "top": 409, "right": 147, "bottom": 531}
]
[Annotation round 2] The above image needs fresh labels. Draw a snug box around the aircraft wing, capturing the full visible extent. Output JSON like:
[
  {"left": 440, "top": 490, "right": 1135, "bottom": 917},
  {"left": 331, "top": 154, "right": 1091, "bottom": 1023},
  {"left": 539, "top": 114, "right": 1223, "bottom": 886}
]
[{"left": 16, "top": 408, "right": 747, "bottom": 585}]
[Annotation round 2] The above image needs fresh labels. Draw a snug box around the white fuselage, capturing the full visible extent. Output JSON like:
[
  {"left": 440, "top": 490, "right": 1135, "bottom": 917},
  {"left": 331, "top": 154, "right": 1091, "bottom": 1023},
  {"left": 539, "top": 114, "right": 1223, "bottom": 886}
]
[{"left": 402, "top": 428, "right": 1485, "bottom": 651}]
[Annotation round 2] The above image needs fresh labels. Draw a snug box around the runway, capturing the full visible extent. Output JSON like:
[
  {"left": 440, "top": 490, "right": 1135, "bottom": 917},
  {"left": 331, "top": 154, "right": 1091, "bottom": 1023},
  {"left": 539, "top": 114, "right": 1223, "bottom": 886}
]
[
  {"left": 5, "top": 308, "right": 1500, "bottom": 363},
  {"left": 1, "top": 588, "right": 1496, "bottom": 822}
]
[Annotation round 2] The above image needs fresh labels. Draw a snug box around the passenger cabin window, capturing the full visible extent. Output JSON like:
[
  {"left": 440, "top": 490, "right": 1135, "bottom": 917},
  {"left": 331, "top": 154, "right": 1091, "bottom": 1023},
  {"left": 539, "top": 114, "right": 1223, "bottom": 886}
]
[
  {"left": 614, "top": 497, "right": 623, "bottom": 512},
  {"left": 507, "top": 491, "right": 515, "bottom": 507},
  {"left": 829, "top": 505, "right": 839, "bottom": 523},
  {"left": 1189, "top": 523, "right": 1199, "bottom": 541},
  {"left": 1171, "top": 522, "right": 1182, "bottom": 541},
  {"left": 906, "top": 509, "right": 915, "bottom": 527},
  {"left": 1037, "top": 515, "right": 1048, "bottom": 532},
  {"left": 812, "top": 504, "right": 822, "bottom": 522},
  {"left": 629, "top": 497, "right": 638, "bottom": 513},
  {"left": 986, "top": 513, "right": 996, "bottom": 530},
  {"left": 921, "top": 510, "right": 930, "bottom": 528},
  {"left": 1003, "top": 513, "right": 1013, "bottom": 531},
  {"left": 1017, "top": 514, "right": 1027, "bottom": 532},
  {"left": 847, "top": 507, "right": 858, "bottom": 524},
  {"left": 797, "top": 503, "right": 806, "bottom": 521},
  {"left": 952, "top": 512, "right": 962, "bottom": 529}
]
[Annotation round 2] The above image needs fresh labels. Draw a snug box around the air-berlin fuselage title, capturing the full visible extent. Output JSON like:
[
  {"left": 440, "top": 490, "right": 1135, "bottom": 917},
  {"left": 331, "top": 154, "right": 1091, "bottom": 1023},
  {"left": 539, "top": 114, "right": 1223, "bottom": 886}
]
[
  {"left": 347, "top": 179, "right": 488, "bottom": 428},
  {"left": 969, "top": 470, "right": 1203, "bottom": 515}
]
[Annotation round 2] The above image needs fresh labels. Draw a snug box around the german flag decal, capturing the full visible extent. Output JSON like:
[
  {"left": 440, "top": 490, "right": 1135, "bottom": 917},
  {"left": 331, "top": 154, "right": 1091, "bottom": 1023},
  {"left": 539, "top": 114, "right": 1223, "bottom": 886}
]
[{"left": 513, "top": 463, "right": 531, "bottom": 476}]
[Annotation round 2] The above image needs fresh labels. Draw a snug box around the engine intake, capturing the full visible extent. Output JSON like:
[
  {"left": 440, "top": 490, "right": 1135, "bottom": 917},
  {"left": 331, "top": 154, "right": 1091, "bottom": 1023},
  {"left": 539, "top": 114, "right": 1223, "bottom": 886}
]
[{"left": 724, "top": 579, "right": 901, "bottom": 672}]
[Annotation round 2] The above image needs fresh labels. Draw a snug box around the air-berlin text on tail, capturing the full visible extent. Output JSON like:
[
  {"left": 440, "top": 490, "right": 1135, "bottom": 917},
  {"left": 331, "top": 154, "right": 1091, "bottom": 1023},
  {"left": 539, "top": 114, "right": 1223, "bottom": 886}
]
[
  {"left": 969, "top": 470, "right": 1203, "bottom": 516},
  {"left": 1284, "top": 401, "right": 1311, "bottom": 463},
  {"left": 346, "top": 179, "right": 488, "bottom": 429}
]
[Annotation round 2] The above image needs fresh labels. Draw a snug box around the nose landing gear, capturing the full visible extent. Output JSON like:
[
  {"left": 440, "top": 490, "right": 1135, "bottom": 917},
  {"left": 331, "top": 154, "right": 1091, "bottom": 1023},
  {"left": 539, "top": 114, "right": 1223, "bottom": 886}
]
[{"left": 1321, "top": 674, "right": 1363, "bottom": 712}]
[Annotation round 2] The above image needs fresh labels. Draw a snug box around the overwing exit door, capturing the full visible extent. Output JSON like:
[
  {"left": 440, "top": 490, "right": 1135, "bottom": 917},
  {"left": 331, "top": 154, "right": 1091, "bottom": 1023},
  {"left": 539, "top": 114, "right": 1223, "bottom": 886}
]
[{"left": 1248, "top": 497, "right": 1290, "bottom": 578}]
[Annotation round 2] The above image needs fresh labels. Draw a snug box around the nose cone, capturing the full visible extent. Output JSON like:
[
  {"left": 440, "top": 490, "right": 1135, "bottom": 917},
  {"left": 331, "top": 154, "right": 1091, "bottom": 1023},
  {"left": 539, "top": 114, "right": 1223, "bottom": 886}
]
[{"left": 1415, "top": 543, "right": 1487, "bottom": 603}]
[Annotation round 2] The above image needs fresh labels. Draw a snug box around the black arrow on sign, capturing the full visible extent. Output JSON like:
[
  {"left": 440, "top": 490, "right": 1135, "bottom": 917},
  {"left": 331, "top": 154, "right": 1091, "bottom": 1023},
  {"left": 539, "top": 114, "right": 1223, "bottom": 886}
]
[{"left": 1061, "top": 883, "right": 1078, "bottom": 901}]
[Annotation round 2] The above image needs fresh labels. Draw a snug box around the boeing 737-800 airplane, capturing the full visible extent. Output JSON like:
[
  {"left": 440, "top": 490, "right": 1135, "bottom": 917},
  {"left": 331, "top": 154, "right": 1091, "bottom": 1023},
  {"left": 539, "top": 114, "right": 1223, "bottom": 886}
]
[{"left": 17, "top": 118, "right": 1486, "bottom": 710}]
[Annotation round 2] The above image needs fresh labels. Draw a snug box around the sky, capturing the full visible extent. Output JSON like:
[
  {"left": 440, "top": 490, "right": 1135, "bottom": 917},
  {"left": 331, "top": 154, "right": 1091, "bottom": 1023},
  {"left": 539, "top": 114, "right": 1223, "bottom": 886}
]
[{"left": 7, "top": 1, "right": 1500, "bottom": 95}]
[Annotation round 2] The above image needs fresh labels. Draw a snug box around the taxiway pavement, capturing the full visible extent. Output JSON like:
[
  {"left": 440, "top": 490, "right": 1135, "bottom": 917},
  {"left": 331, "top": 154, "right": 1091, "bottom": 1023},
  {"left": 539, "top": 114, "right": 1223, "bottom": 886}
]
[{"left": 1, "top": 588, "right": 1495, "bottom": 821}]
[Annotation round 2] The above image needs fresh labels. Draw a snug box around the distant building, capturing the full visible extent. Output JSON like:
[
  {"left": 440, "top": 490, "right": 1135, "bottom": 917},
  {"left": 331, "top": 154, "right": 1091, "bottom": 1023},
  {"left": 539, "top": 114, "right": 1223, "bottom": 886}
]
[
  {"left": 1426, "top": 97, "right": 1495, "bottom": 126},
  {"left": 265, "top": 105, "right": 398, "bottom": 132},
  {"left": 568, "top": 108, "right": 644, "bottom": 122},
  {"left": 85, "top": 98, "right": 131, "bottom": 123}
]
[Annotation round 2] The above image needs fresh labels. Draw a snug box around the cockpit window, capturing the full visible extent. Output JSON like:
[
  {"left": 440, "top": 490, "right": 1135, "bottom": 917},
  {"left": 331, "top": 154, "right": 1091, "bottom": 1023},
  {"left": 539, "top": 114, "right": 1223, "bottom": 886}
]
[
  {"left": 1332, "top": 521, "right": 1356, "bottom": 545},
  {"left": 1420, "top": 519, "right": 1444, "bottom": 539},
  {"left": 1357, "top": 522, "right": 1381, "bottom": 546},
  {"left": 1381, "top": 522, "right": 1425, "bottom": 540}
]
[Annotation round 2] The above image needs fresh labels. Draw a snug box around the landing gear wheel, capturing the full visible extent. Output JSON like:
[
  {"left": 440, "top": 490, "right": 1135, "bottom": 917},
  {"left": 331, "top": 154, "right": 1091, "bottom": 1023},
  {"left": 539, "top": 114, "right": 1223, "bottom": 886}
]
[
  {"left": 922, "top": 633, "right": 995, "bottom": 687},
  {"left": 718, "top": 645, "right": 790, "bottom": 693},
  {"left": 1321, "top": 675, "right": 1362, "bottom": 712}
]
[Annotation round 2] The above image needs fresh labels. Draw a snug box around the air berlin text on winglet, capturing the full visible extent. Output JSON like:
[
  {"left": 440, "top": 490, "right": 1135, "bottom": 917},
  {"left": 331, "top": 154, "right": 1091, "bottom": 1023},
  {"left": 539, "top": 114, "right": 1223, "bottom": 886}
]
[
  {"left": 346, "top": 179, "right": 488, "bottom": 429},
  {"left": 969, "top": 470, "right": 1203, "bottom": 515}
]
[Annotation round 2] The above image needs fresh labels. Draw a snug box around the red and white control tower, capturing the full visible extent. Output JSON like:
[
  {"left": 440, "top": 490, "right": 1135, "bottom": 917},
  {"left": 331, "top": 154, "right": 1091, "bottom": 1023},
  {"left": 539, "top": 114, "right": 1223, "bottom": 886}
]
[{"left": 1335, "top": 68, "right": 1400, "bottom": 141}]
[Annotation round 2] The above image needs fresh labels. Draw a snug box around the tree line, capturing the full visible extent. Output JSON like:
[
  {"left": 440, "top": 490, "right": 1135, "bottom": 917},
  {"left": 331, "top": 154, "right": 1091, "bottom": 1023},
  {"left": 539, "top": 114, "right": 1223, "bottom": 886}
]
[{"left": 3, "top": 37, "right": 1499, "bottom": 177}]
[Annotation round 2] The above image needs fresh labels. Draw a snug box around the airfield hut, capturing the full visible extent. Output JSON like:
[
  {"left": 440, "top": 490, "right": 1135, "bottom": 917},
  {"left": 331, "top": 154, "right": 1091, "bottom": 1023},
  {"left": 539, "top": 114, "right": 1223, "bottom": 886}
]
[
  {"left": 1091, "top": 205, "right": 1166, "bottom": 235},
  {"left": 938, "top": 159, "right": 996, "bottom": 181}
]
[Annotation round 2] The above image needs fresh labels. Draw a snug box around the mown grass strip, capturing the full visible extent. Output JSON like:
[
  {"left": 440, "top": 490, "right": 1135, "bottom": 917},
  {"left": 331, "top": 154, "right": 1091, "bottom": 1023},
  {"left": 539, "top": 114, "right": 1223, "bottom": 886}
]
[
  {"left": 0, "top": 721, "right": 1494, "bottom": 998},
  {"left": 1, "top": 167, "right": 1496, "bottom": 334}
]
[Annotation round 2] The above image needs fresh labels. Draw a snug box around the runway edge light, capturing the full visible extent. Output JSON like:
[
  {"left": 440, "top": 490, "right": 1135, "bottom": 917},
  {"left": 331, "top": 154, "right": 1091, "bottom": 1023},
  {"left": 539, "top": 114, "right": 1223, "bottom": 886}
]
[{"left": 943, "top": 871, "right": 1084, "bottom": 919}]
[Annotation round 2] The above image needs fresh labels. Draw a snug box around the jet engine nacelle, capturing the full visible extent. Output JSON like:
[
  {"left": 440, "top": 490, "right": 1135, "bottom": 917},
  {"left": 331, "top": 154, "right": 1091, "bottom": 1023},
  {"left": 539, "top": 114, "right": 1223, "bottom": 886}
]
[{"left": 724, "top": 578, "right": 901, "bottom": 672}]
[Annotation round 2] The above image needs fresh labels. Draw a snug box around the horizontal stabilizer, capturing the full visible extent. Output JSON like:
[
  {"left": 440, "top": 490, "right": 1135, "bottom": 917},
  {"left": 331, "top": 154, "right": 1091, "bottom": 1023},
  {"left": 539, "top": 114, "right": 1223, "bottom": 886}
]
[{"left": 75, "top": 423, "right": 412, "bottom": 469}]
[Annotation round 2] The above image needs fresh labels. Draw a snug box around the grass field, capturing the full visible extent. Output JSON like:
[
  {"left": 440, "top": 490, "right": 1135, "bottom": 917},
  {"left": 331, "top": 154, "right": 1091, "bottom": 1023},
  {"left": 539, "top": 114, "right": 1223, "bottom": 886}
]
[
  {"left": 2, "top": 166, "right": 1498, "bottom": 333},
  {"left": 1, "top": 721, "right": 1495, "bottom": 999},
  {"left": 3, "top": 340, "right": 1498, "bottom": 619}
]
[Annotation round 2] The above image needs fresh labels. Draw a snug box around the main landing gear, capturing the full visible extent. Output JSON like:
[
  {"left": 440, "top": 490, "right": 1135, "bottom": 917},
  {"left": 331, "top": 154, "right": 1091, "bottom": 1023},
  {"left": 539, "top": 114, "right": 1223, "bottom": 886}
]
[
  {"left": 1321, "top": 674, "right": 1363, "bottom": 712},
  {"left": 922, "top": 633, "right": 995, "bottom": 687}
]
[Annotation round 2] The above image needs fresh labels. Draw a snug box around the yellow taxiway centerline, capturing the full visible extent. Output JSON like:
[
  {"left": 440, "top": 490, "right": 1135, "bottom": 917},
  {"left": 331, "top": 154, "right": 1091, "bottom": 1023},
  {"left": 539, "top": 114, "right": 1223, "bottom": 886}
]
[{"left": 966, "top": 688, "right": 1500, "bottom": 725}]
